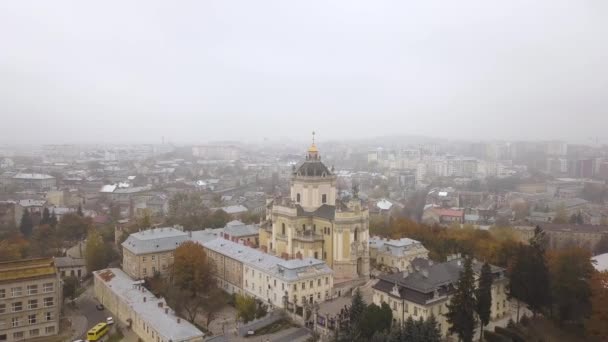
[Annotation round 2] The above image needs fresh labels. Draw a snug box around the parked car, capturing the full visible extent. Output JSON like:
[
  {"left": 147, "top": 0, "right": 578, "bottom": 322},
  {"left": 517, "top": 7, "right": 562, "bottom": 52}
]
[
  {"left": 106, "top": 317, "right": 114, "bottom": 325},
  {"left": 95, "top": 304, "right": 104, "bottom": 311}
]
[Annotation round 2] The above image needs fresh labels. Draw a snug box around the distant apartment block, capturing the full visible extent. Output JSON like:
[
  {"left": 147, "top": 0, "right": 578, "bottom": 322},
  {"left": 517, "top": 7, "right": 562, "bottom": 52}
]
[
  {"left": 10, "top": 173, "right": 56, "bottom": 191},
  {"left": 0, "top": 258, "right": 62, "bottom": 342}
]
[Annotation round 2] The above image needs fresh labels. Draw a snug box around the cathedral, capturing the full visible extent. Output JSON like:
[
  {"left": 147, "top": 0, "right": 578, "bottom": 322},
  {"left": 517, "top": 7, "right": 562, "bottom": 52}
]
[{"left": 259, "top": 135, "right": 370, "bottom": 282}]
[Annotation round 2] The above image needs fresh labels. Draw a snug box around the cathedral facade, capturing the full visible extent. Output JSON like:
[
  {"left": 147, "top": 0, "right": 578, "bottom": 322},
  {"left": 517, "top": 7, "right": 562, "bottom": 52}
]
[{"left": 259, "top": 139, "right": 370, "bottom": 281}]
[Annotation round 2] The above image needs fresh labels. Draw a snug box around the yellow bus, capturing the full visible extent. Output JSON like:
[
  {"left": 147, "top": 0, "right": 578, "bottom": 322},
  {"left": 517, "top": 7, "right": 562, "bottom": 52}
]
[{"left": 86, "top": 322, "right": 109, "bottom": 341}]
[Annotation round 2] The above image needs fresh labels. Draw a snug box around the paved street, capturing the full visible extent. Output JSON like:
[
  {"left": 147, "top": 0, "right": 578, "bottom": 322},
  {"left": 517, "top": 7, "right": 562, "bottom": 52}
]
[{"left": 66, "top": 284, "right": 108, "bottom": 340}]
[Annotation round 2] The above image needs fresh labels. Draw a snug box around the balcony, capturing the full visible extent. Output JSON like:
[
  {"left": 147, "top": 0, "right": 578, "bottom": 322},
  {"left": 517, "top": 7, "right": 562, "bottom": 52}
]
[{"left": 294, "top": 230, "right": 324, "bottom": 242}]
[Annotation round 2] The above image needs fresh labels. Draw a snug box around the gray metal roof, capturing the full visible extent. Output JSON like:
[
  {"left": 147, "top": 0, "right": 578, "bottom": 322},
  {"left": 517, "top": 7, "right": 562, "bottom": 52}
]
[{"left": 122, "top": 227, "right": 189, "bottom": 255}]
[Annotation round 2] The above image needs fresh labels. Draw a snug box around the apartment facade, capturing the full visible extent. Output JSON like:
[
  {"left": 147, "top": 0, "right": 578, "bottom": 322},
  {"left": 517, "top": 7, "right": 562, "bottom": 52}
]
[
  {"left": 372, "top": 257, "right": 508, "bottom": 338},
  {"left": 0, "top": 258, "right": 62, "bottom": 342}
]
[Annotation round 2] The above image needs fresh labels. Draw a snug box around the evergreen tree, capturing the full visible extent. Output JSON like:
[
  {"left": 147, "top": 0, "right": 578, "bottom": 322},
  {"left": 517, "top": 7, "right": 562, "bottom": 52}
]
[
  {"left": 475, "top": 263, "right": 493, "bottom": 341},
  {"left": 349, "top": 288, "right": 366, "bottom": 325},
  {"left": 423, "top": 314, "right": 443, "bottom": 342},
  {"left": 388, "top": 322, "right": 403, "bottom": 342},
  {"left": 77, "top": 204, "right": 84, "bottom": 217},
  {"left": 446, "top": 257, "right": 477, "bottom": 342},
  {"left": 403, "top": 316, "right": 416, "bottom": 341},
  {"left": 41, "top": 207, "right": 51, "bottom": 225},
  {"left": 528, "top": 227, "right": 551, "bottom": 315},
  {"left": 19, "top": 209, "right": 34, "bottom": 237},
  {"left": 85, "top": 228, "right": 107, "bottom": 272},
  {"left": 49, "top": 210, "right": 58, "bottom": 227}
]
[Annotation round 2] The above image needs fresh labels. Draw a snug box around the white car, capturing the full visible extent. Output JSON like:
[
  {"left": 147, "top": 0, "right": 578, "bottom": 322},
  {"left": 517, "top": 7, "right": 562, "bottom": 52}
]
[{"left": 106, "top": 317, "right": 114, "bottom": 325}]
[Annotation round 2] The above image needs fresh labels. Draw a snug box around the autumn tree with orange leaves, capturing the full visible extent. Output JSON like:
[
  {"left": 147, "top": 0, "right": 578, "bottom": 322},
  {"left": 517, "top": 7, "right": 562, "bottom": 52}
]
[{"left": 586, "top": 271, "right": 608, "bottom": 340}]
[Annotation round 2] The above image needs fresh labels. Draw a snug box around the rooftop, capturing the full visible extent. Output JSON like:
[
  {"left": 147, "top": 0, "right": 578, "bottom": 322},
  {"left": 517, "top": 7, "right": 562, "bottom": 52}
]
[
  {"left": 122, "top": 227, "right": 189, "bottom": 255},
  {"left": 94, "top": 268, "right": 204, "bottom": 341},
  {"left": 53, "top": 256, "right": 86, "bottom": 268},
  {"left": 0, "top": 258, "right": 57, "bottom": 282},
  {"left": 13, "top": 173, "right": 54, "bottom": 180}
]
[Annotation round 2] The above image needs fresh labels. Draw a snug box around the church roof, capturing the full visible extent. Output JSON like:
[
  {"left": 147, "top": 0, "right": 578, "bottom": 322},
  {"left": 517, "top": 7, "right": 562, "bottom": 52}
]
[
  {"left": 294, "top": 160, "right": 332, "bottom": 177},
  {"left": 296, "top": 204, "right": 336, "bottom": 220}
]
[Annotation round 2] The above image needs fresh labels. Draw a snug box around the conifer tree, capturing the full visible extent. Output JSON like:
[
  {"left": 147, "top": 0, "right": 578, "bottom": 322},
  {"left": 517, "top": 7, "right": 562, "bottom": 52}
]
[
  {"left": 19, "top": 209, "right": 34, "bottom": 237},
  {"left": 475, "top": 263, "right": 493, "bottom": 341},
  {"left": 446, "top": 257, "right": 477, "bottom": 342},
  {"left": 41, "top": 207, "right": 51, "bottom": 225},
  {"left": 423, "top": 314, "right": 443, "bottom": 342}
]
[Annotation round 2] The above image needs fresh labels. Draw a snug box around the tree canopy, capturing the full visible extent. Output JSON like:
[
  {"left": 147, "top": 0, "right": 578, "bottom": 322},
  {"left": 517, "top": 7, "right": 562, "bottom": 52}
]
[{"left": 445, "top": 257, "right": 477, "bottom": 342}]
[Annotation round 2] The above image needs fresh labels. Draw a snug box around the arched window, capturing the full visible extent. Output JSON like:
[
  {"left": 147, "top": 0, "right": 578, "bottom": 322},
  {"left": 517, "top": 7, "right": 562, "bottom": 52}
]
[
  {"left": 322, "top": 194, "right": 327, "bottom": 204},
  {"left": 296, "top": 193, "right": 301, "bottom": 203},
  {"left": 281, "top": 223, "right": 285, "bottom": 235}
]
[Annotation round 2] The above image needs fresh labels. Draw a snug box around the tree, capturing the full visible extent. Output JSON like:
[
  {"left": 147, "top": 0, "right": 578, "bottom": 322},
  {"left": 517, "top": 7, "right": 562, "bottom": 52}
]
[
  {"left": 19, "top": 209, "right": 34, "bottom": 237},
  {"left": 594, "top": 234, "right": 608, "bottom": 255},
  {"left": 422, "top": 314, "right": 443, "bottom": 342},
  {"left": 168, "top": 241, "right": 217, "bottom": 322},
  {"left": 58, "top": 213, "right": 91, "bottom": 241},
  {"left": 30, "top": 224, "right": 59, "bottom": 257},
  {"left": 85, "top": 228, "right": 107, "bottom": 272},
  {"left": 475, "top": 263, "right": 493, "bottom": 341},
  {"left": 349, "top": 288, "right": 366, "bottom": 325},
  {"left": 49, "top": 210, "right": 58, "bottom": 227},
  {"left": 360, "top": 303, "right": 392, "bottom": 340},
  {"left": 167, "top": 193, "right": 210, "bottom": 230},
  {"left": 445, "top": 257, "right": 477, "bottom": 342},
  {"left": 235, "top": 293, "right": 257, "bottom": 323},
  {"left": 586, "top": 271, "right": 608, "bottom": 339},
  {"left": 63, "top": 276, "right": 79, "bottom": 301},
  {"left": 527, "top": 227, "right": 551, "bottom": 315},
  {"left": 549, "top": 247, "right": 594, "bottom": 323},
  {"left": 40, "top": 207, "right": 51, "bottom": 225}
]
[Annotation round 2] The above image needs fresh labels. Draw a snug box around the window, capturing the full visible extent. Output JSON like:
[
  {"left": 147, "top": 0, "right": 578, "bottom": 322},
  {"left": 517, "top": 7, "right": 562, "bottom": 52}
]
[
  {"left": 0, "top": 289, "right": 5, "bottom": 298},
  {"left": 0, "top": 304, "right": 5, "bottom": 314},
  {"left": 392, "top": 301, "right": 397, "bottom": 310},
  {"left": 11, "top": 287, "right": 22, "bottom": 297},
  {"left": 318, "top": 279, "right": 321, "bottom": 286},
  {"left": 274, "top": 280, "right": 276, "bottom": 287},
  {"left": 296, "top": 193, "right": 301, "bottom": 202},
  {"left": 42, "top": 283, "right": 53, "bottom": 293},
  {"left": 11, "top": 317, "right": 20, "bottom": 327},
  {"left": 151, "top": 255, "right": 155, "bottom": 261},
  {"left": 302, "top": 224, "right": 306, "bottom": 230},
  {"left": 281, "top": 223, "right": 285, "bottom": 235},
  {"left": 322, "top": 194, "right": 327, "bottom": 204},
  {"left": 313, "top": 224, "right": 316, "bottom": 232},
  {"left": 45, "top": 326, "right": 55, "bottom": 334},
  {"left": 27, "top": 315, "right": 36, "bottom": 325},
  {"left": 323, "top": 252, "right": 327, "bottom": 259},
  {"left": 12, "top": 332, "right": 24, "bottom": 341},
  {"left": 404, "top": 303, "right": 409, "bottom": 313},
  {"left": 27, "top": 299, "right": 38, "bottom": 310},
  {"left": 414, "top": 306, "right": 418, "bottom": 316},
  {"left": 0, "top": 334, "right": 6, "bottom": 341},
  {"left": 302, "top": 282, "right": 305, "bottom": 290},
  {"left": 12, "top": 302, "right": 22, "bottom": 312},
  {"left": 310, "top": 280, "right": 313, "bottom": 288},
  {"left": 43, "top": 297, "right": 54, "bottom": 307},
  {"left": 142, "top": 256, "right": 147, "bottom": 262},
  {"left": 29, "top": 329, "right": 39, "bottom": 337},
  {"left": 152, "top": 267, "right": 156, "bottom": 274},
  {"left": 293, "top": 284, "right": 297, "bottom": 291},
  {"left": 314, "top": 252, "right": 318, "bottom": 259},
  {"left": 143, "top": 268, "right": 147, "bottom": 276},
  {"left": 325, "top": 277, "right": 329, "bottom": 285},
  {"left": 317, "top": 292, "right": 321, "bottom": 299},
  {"left": 354, "top": 228, "right": 358, "bottom": 241}
]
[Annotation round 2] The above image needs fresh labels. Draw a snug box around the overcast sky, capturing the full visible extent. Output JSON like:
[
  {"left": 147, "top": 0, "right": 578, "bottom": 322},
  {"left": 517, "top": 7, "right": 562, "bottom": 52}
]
[{"left": 1, "top": 1, "right": 607, "bottom": 145}]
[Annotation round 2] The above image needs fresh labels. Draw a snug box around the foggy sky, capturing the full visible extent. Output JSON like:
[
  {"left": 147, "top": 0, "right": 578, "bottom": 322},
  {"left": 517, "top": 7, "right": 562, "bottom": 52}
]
[{"left": 1, "top": 1, "right": 607, "bottom": 145}]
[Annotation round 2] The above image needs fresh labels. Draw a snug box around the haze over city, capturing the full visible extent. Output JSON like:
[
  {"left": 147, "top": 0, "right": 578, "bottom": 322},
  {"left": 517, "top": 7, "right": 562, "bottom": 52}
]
[{"left": 1, "top": 0, "right": 607, "bottom": 144}]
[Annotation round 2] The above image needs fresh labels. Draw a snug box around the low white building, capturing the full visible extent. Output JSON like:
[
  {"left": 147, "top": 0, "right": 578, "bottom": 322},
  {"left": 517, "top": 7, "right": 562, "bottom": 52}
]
[
  {"left": 369, "top": 237, "right": 429, "bottom": 272},
  {"left": 93, "top": 268, "right": 204, "bottom": 342},
  {"left": 53, "top": 256, "right": 87, "bottom": 279}
]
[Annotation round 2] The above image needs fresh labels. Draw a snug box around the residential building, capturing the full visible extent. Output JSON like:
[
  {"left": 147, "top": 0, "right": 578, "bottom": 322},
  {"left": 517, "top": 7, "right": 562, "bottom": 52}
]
[
  {"left": 372, "top": 257, "right": 508, "bottom": 338},
  {"left": 422, "top": 207, "right": 465, "bottom": 225},
  {"left": 0, "top": 258, "right": 62, "bottom": 342},
  {"left": 222, "top": 220, "right": 260, "bottom": 247},
  {"left": 369, "top": 237, "right": 429, "bottom": 272},
  {"left": 53, "top": 257, "right": 87, "bottom": 279},
  {"left": 93, "top": 268, "right": 204, "bottom": 342},
  {"left": 259, "top": 139, "right": 370, "bottom": 281},
  {"left": 514, "top": 224, "right": 608, "bottom": 251},
  {"left": 121, "top": 226, "right": 189, "bottom": 279}
]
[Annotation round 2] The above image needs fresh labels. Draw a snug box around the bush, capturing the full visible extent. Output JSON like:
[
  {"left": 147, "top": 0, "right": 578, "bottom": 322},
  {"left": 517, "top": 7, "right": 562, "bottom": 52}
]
[
  {"left": 483, "top": 330, "right": 510, "bottom": 342},
  {"left": 520, "top": 314, "right": 530, "bottom": 326},
  {"left": 495, "top": 326, "right": 526, "bottom": 342}
]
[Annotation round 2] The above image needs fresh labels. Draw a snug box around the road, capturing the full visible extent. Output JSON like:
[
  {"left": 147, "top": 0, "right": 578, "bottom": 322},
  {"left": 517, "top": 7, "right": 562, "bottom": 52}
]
[{"left": 67, "top": 285, "right": 109, "bottom": 340}]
